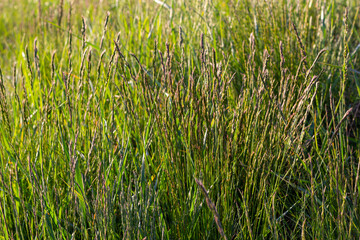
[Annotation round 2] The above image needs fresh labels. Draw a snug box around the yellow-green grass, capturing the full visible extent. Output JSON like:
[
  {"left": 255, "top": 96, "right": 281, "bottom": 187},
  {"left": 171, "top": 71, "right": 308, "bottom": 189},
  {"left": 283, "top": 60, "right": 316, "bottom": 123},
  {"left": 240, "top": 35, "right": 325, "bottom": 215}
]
[{"left": 0, "top": 0, "right": 359, "bottom": 239}]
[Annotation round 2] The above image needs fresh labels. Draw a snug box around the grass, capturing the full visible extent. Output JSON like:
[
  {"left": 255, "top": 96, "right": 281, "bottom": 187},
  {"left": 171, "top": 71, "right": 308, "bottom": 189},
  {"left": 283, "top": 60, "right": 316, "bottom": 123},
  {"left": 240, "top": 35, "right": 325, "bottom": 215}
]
[{"left": 0, "top": 0, "right": 359, "bottom": 239}]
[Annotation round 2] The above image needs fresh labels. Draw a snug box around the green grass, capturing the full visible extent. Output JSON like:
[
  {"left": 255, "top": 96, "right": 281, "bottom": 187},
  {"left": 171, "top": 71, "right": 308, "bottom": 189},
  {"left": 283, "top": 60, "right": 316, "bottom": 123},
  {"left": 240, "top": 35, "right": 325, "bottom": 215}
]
[{"left": 0, "top": 0, "right": 359, "bottom": 239}]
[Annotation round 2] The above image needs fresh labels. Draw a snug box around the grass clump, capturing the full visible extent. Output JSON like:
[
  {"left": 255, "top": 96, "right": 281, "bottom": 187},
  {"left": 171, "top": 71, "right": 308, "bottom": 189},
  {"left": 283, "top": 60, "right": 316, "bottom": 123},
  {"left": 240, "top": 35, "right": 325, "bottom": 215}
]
[{"left": 0, "top": 0, "right": 359, "bottom": 239}]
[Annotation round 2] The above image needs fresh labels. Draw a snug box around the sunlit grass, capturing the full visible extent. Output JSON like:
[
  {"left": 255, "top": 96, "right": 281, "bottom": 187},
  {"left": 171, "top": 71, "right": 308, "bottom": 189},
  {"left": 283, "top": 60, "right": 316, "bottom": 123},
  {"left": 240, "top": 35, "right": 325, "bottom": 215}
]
[{"left": 0, "top": 0, "right": 359, "bottom": 239}]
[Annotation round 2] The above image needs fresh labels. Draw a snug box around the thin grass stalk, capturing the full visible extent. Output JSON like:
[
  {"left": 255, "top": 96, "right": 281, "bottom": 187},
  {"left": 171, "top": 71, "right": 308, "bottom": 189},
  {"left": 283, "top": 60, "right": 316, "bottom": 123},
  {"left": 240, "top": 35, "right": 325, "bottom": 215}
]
[
  {"left": 0, "top": 172, "right": 10, "bottom": 239},
  {"left": 100, "top": 12, "right": 110, "bottom": 50},
  {"left": 291, "top": 21, "right": 308, "bottom": 68},
  {"left": 58, "top": 0, "right": 64, "bottom": 26},
  {"left": 81, "top": 17, "right": 87, "bottom": 51},
  {"left": 195, "top": 178, "right": 227, "bottom": 240},
  {"left": 34, "top": 39, "right": 41, "bottom": 83},
  {"left": 0, "top": 68, "right": 11, "bottom": 135}
]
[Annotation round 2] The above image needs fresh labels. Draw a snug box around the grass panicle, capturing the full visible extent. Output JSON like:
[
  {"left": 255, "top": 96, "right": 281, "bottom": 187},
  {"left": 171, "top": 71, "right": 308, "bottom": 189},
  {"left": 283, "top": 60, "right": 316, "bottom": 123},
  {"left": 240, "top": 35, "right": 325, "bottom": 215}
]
[{"left": 0, "top": 0, "right": 359, "bottom": 239}]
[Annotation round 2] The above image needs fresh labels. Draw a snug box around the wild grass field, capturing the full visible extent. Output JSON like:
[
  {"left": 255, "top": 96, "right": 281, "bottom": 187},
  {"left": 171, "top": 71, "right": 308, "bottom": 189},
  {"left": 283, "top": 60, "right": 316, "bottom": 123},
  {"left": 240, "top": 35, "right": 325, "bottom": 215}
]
[{"left": 0, "top": 0, "right": 359, "bottom": 239}]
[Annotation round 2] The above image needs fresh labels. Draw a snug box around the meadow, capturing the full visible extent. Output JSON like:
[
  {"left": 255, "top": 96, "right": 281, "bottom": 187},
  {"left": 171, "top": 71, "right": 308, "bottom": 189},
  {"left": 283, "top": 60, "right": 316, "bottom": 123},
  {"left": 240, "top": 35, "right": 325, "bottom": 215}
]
[{"left": 0, "top": 0, "right": 359, "bottom": 239}]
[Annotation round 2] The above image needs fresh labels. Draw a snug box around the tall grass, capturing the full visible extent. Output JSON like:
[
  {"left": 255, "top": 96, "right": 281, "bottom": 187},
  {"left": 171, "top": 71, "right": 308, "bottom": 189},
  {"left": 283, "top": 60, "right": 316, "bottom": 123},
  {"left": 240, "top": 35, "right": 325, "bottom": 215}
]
[{"left": 0, "top": 0, "right": 359, "bottom": 239}]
